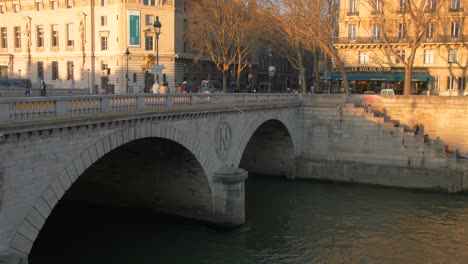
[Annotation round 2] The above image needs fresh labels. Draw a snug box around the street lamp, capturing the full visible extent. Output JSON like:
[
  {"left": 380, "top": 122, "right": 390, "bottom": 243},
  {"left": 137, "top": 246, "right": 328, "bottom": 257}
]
[
  {"left": 125, "top": 48, "right": 130, "bottom": 93},
  {"left": 18, "top": 69, "right": 21, "bottom": 79},
  {"left": 268, "top": 52, "right": 272, "bottom": 93},
  {"left": 87, "top": 69, "right": 90, "bottom": 93},
  {"left": 152, "top": 16, "right": 162, "bottom": 82}
]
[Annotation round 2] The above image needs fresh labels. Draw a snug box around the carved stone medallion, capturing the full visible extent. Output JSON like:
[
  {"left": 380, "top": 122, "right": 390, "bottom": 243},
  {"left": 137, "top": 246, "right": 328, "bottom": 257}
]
[{"left": 215, "top": 118, "right": 232, "bottom": 161}]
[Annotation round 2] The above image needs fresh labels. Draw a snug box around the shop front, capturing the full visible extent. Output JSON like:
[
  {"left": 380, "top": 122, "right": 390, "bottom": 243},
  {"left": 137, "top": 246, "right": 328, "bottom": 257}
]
[{"left": 332, "top": 67, "right": 430, "bottom": 94}]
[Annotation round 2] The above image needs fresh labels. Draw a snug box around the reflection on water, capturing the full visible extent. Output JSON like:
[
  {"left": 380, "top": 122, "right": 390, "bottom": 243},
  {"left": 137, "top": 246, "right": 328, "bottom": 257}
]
[{"left": 30, "top": 176, "right": 468, "bottom": 263}]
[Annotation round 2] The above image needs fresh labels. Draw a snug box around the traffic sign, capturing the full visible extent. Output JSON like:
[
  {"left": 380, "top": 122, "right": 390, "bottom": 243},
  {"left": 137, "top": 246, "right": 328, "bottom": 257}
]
[
  {"left": 268, "top": 66, "right": 275, "bottom": 77},
  {"left": 152, "top": 65, "right": 164, "bottom": 75}
]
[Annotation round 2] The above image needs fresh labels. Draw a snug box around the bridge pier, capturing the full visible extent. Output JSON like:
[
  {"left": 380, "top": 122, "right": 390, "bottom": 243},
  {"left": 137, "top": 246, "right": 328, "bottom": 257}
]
[
  {"left": 211, "top": 167, "right": 248, "bottom": 227},
  {"left": 0, "top": 250, "right": 27, "bottom": 264}
]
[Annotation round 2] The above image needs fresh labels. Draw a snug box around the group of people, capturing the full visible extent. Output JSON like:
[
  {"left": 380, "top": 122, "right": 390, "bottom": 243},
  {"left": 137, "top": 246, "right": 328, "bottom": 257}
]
[
  {"left": 24, "top": 81, "right": 47, "bottom": 97},
  {"left": 151, "top": 82, "right": 170, "bottom": 94},
  {"left": 413, "top": 123, "right": 467, "bottom": 159}
]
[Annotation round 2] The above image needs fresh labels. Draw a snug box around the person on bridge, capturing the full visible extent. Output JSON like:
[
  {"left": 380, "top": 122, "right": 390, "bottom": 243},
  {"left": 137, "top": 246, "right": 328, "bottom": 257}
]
[
  {"left": 40, "top": 81, "right": 47, "bottom": 96},
  {"left": 413, "top": 124, "right": 420, "bottom": 136},
  {"left": 152, "top": 82, "right": 160, "bottom": 94},
  {"left": 445, "top": 145, "right": 453, "bottom": 154}
]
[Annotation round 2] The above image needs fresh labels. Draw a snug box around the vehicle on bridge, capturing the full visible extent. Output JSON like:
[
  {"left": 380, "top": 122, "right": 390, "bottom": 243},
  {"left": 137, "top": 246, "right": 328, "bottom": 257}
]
[{"left": 0, "top": 78, "right": 32, "bottom": 89}]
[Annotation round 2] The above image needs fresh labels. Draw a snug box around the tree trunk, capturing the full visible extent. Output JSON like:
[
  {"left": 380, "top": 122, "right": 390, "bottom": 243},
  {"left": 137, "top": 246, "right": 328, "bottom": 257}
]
[{"left": 313, "top": 48, "right": 320, "bottom": 89}]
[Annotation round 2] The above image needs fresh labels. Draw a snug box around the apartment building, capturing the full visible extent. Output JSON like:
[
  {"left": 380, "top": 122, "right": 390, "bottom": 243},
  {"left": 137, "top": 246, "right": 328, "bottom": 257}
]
[
  {"left": 335, "top": 0, "right": 467, "bottom": 94},
  {"left": 0, "top": 0, "right": 219, "bottom": 93}
]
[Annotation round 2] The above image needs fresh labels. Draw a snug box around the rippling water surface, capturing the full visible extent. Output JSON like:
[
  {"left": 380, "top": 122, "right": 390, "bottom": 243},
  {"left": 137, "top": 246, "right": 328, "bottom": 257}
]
[{"left": 30, "top": 176, "right": 468, "bottom": 263}]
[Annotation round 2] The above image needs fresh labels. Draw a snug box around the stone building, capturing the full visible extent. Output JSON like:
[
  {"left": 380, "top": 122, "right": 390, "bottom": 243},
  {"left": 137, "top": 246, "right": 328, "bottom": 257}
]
[
  {"left": 0, "top": 0, "right": 221, "bottom": 94},
  {"left": 334, "top": 0, "right": 467, "bottom": 95}
]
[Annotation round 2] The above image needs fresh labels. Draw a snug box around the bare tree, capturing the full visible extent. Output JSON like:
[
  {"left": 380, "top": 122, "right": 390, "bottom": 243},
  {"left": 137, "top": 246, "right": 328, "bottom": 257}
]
[
  {"left": 265, "top": 0, "right": 351, "bottom": 95},
  {"left": 186, "top": 0, "right": 261, "bottom": 92},
  {"left": 186, "top": 0, "right": 238, "bottom": 92},
  {"left": 364, "top": 0, "right": 444, "bottom": 95},
  {"left": 266, "top": 9, "right": 309, "bottom": 93}
]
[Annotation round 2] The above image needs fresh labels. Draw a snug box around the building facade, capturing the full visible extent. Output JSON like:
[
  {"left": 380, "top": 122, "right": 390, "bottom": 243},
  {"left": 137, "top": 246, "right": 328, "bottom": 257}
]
[
  {"left": 335, "top": 0, "right": 467, "bottom": 95},
  {"left": 0, "top": 0, "right": 221, "bottom": 94}
]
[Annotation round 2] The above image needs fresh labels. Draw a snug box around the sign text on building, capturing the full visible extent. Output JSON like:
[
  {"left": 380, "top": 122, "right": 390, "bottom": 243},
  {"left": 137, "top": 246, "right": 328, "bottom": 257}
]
[{"left": 351, "top": 67, "right": 391, "bottom": 72}]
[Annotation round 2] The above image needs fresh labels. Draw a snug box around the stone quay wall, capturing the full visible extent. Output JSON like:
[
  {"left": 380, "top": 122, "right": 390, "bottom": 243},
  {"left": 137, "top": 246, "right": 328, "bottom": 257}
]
[{"left": 296, "top": 95, "right": 468, "bottom": 192}]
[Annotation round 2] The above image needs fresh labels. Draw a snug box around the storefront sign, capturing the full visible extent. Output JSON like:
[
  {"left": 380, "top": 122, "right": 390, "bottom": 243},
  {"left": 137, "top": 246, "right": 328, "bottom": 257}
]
[{"left": 350, "top": 67, "right": 391, "bottom": 72}]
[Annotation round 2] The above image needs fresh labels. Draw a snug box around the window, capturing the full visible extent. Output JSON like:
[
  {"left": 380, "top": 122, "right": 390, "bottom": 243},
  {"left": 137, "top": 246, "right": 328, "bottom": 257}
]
[
  {"left": 426, "top": 23, "right": 434, "bottom": 40},
  {"left": 348, "top": 25, "right": 356, "bottom": 40},
  {"left": 67, "top": 61, "right": 74, "bottom": 80},
  {"left": 143, "top": 0, "right": 148, "bottom": 5},
  {"left": 448, "top": 76, "right": 456, "bottom": 90},
  {"left": 432, "top": 76, "right": 439, "bottom": 90},
  {"left": 146, "top": 15, "right": 154, "bottom": 26},
  {"left": 424, "top": 49, "right": 434, "bottom": 64},
  {"left": 37, "top": 61, "right": 44, "bottom": 81},
  {"left": 66, "top": 23, "right": 74, "bottom": 46},
  {"left": 399, "top": 0, "right": 406, "bottom": 9},
  {"left": 459, "top": 77, "right": 466, "bottom": 91},
  {"left": 101, "top": 62, "right": 108, "bottom": 71},
  {"left": 359, "top": 52, "right": 369, "bottom": 65},
  {"left": 396, "top": 49, "right": 406, "bottom": 64},
  {"left": 101, "top": 16, "right": 107, "bottom": 26},
  {"left": 1, "top": 27, "right": 7, "bottom": 49},
  {"left": 398, "top": 23, "right": 407, "bottom": 40},
  {"left": 448, "top": 49, "right": 458, "bottom": 63},
  {"left": 349, "top": 0, "right": 358, "bottom": 14},
  {"left": 37, "top": 25, "right": 44, "bottom": 47},
  {"left": 145, "top": 36, "right": 153, "bottom": 51},
  {"left": 51, "top": 24, "right": 59, "bottom": 47},
  {"left": 373, "top": 0, "right": 382, "bottom": 13},
  {"left": 36, "top": 2, "right": 42, "bottom": 11},
  {"left": 101, "top": 36, "right": 107, "bottom": 50},
  {"left": 50, "top": 1, "right": 57, "bottom": 9},
  {"left": 100, "top": 0, "right": 107, "bottom": 6},
  {"left": 66, "top": 0, "right": 73, "bottom": 8},
  {"left": 372, "top": 24, "right": 380, "bottom": 41},
  {"left": 52, "top": 61, "right": 59, "bottom": 80},
  {"left": 427, "top": 0, "right": 435, "bottom": 11},
  {"left": 13, "top": 3, "right": 19, "bottom": 12},
  {"left": 0, "top": 5, "right": 5, "bottom": 13},
  {"left": 133, "top": 73, "right": 137, "bottom": 83},
  {"left": 451, "top": 0, "right": 461, "bottom": 10},
  {"left": 14, "top": 26, "right": 21, "bottom": 48},
  {"left": 451, "top": 22, "right": 460, "bottom": 39}
]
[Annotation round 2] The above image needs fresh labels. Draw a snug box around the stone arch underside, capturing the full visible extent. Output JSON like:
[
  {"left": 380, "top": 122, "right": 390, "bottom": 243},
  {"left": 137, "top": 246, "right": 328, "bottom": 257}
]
[
  {"left": 232, "top": 110, "right": 296, "bottom": 177},
  {"left": 9, "top": 123, "right": 218, "bottom": 257}
]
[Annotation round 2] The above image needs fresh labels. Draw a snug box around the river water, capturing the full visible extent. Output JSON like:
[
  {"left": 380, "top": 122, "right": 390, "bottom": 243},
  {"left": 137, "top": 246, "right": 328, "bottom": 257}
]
[{"left": 30, "top": 176, "right": 468, "bottom": 263}]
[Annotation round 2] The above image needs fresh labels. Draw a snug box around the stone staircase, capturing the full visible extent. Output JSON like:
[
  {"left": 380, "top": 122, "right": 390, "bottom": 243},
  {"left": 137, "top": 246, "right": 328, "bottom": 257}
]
[
  {"left": 298, "top": 102, "right": 466, "bottom": 170},
  {"left": 345, "top": 103, "right": 468, "bottom": 171}
]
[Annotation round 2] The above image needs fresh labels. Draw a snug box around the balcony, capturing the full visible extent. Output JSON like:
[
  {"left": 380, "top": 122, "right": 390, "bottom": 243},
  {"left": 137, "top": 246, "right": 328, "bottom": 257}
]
[
  {"left": 347, "top": 11, "right": 359, "bottom": 16},
  {"left": 335, "top": 35, "right": 466, "bottom": 45},
  {"left": 449, "top": 7, "right": 463, "bottom": 13}
]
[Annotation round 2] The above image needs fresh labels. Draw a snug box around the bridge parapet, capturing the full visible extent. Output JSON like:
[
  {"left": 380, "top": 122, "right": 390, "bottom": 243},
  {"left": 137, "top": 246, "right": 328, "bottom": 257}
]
[{"left": 0, "top": 93, "right": 298, "bottom": 123}]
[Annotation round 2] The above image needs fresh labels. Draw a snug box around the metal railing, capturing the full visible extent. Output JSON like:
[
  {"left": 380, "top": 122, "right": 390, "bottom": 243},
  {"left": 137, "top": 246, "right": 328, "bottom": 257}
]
[
  {"left": 0, "top": 93, "right": 299, "bottom": 123},
  {"left": 335, "top": 35, "right": 466, "bottom": 45}
]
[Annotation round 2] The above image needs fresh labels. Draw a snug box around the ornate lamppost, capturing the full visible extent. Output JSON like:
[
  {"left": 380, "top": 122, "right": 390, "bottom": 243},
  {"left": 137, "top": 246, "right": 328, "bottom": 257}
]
[
  {"left": 152, "top": 16, "right": 162, "bottom": 82},
  {"left": 125, "top": 48, "right": 130, "bottom": 93}
]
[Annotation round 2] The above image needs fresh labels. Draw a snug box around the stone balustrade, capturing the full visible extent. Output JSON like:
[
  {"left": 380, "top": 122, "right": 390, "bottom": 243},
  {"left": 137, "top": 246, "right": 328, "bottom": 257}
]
[{"left": 0, "top": 93, "right": 298, "bottom": 123}]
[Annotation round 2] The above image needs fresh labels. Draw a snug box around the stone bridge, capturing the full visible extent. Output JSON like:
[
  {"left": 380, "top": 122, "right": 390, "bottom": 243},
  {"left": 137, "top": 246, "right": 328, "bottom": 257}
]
[
  {"left": 1, "top": 93, "right": 468, "bottom": 263},
  {"left": 0, "top": 93, "right": 299, "bottom": 262}
]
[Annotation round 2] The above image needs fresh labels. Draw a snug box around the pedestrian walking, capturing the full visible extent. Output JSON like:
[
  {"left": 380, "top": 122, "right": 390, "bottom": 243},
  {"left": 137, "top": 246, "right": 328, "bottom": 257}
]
[
  {"left": 40, "top": 81, "right": 47, "bottom": 96},
  {"left": 24, "top": 83, "right": 31, "bottom": 97}
]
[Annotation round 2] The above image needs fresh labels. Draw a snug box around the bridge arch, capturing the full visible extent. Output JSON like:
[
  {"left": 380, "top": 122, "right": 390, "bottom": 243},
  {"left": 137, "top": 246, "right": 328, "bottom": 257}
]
[
  {"left": 231, "top": 111, "right": 296, "bottom": 177},
  {"left": 9, "top": 122, "right": 217, "bottom": 257}
]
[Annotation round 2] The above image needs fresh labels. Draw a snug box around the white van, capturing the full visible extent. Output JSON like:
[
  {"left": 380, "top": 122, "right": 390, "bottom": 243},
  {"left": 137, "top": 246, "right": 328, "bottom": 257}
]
[{"left": 380, "top": 89, "right": 395, "bottom": 95}]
